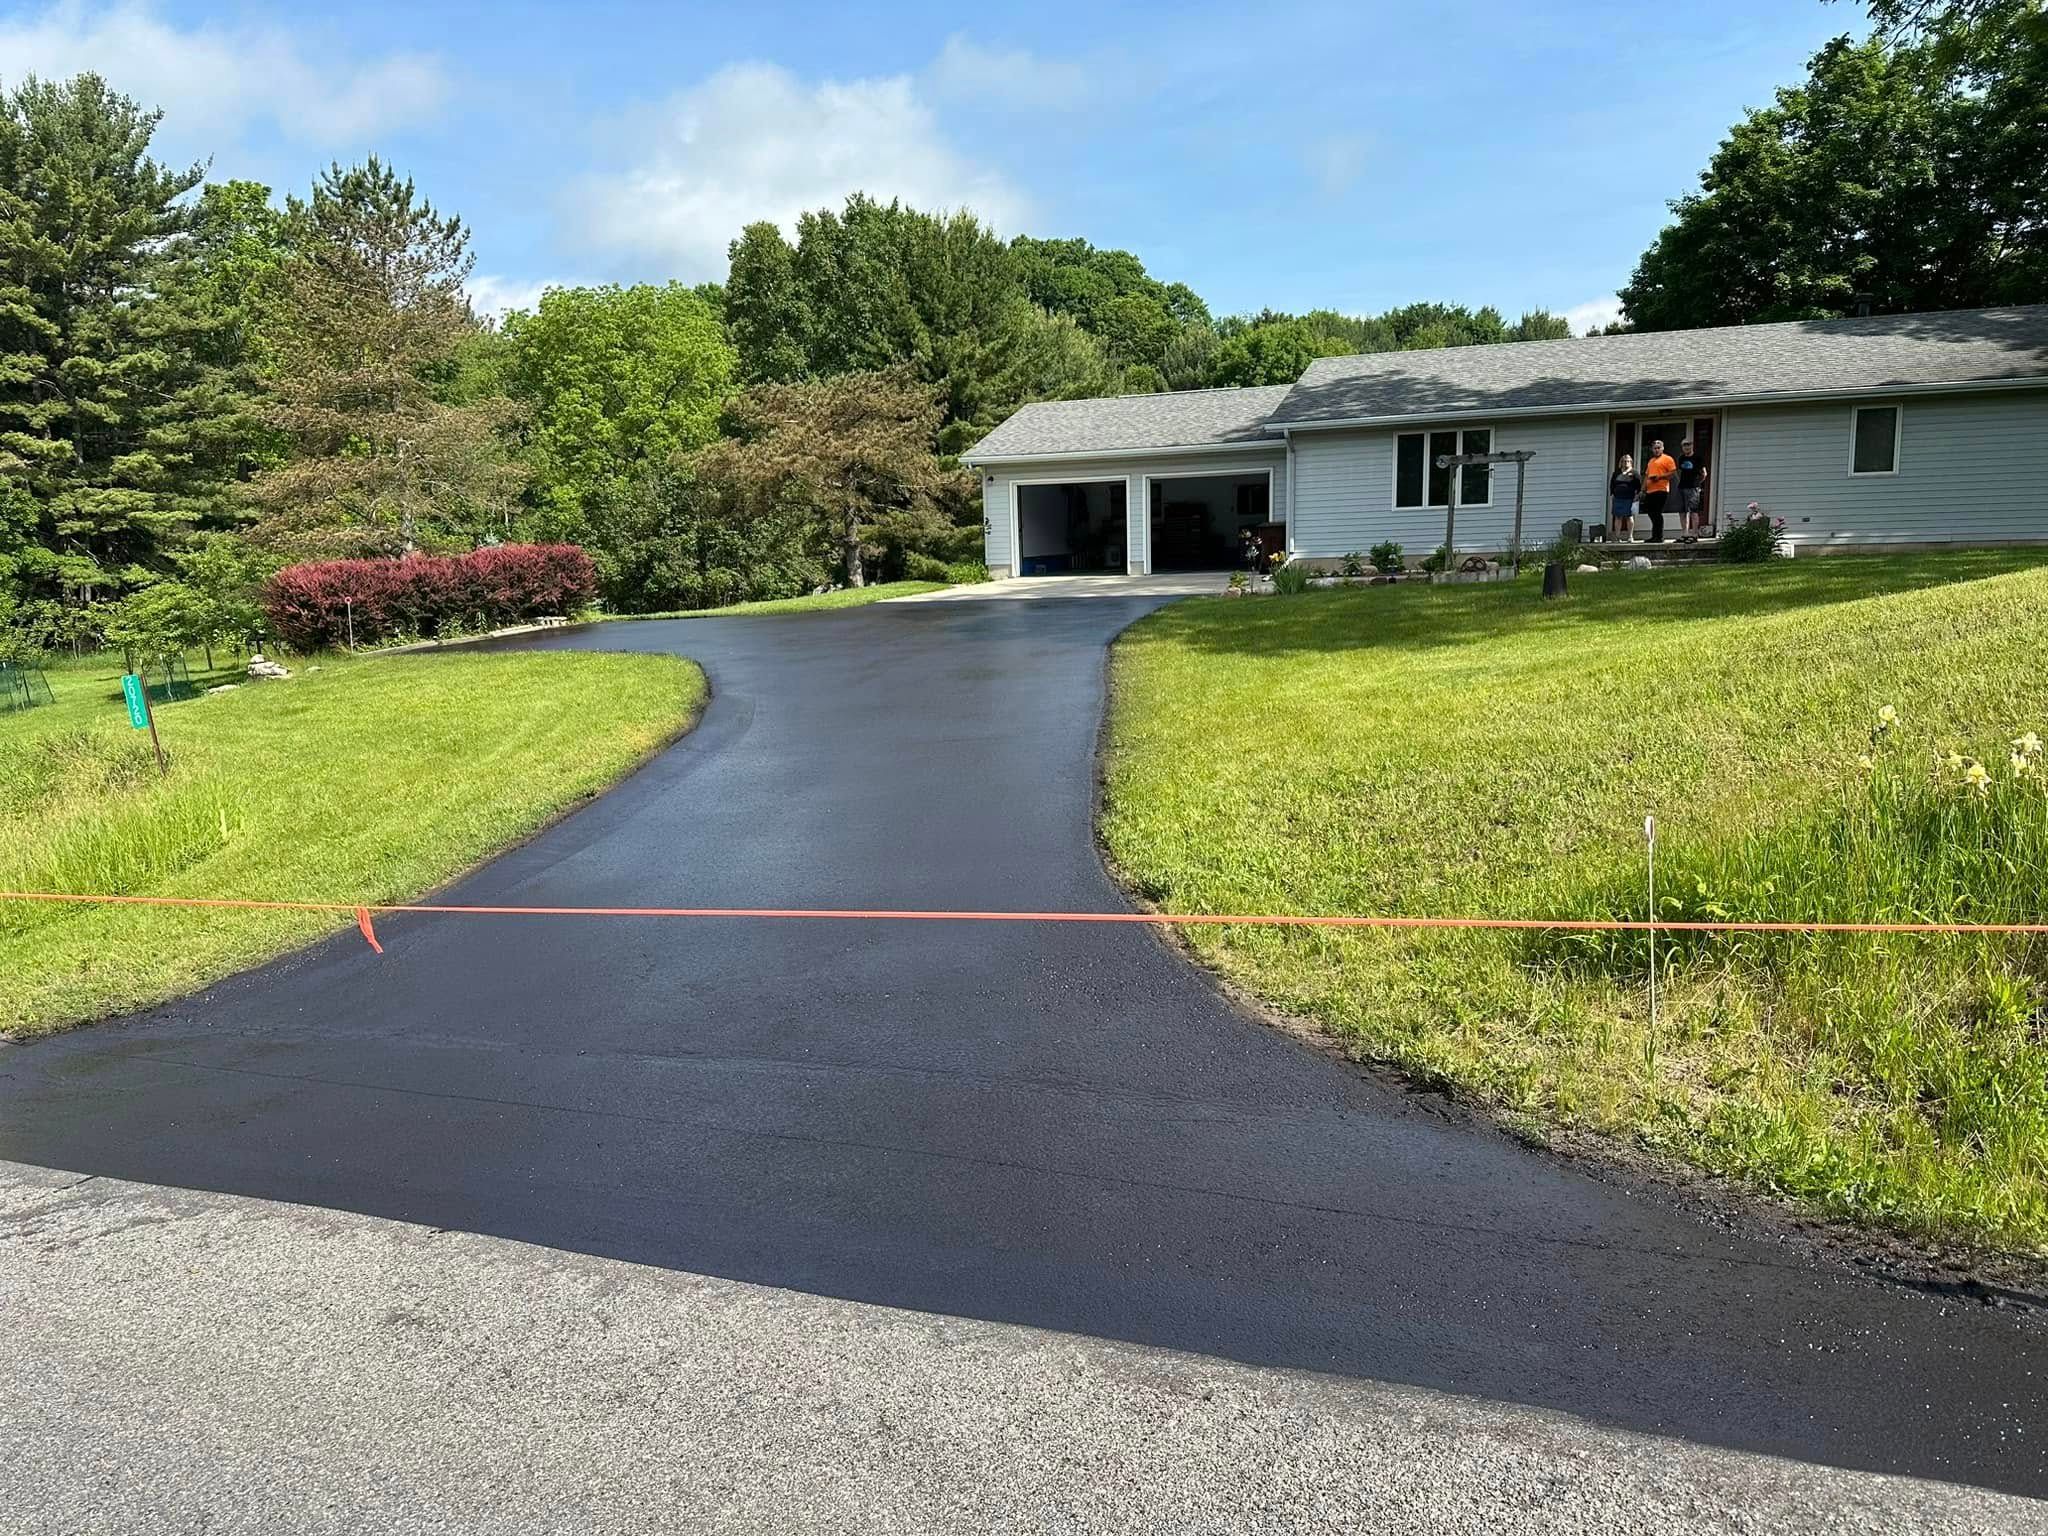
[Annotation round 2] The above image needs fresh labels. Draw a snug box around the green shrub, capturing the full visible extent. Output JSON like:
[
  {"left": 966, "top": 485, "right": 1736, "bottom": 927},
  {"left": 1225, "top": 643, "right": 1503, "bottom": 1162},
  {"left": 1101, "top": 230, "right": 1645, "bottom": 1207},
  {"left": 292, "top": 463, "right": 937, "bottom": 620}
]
[
  {"left": 1340, "top": 551, "right": 1367, "bottom": 578},
  {"left": 901, "top": 553, "right": 990, "bottom": 584},
  {"left": 1269, "top": 559, "right": 1313, "bottom": 596},
  {"left": 1369, "top": 540, "right": 1404, "bottom": 573},
  {"left": 1720, "top": 509, "right": 1784, "bottom": 563}
]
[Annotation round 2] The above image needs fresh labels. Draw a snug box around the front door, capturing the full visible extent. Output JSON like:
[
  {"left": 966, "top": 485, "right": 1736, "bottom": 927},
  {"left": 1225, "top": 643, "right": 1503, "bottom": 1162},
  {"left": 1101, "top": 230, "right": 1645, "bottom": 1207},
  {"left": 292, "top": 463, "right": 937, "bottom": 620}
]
[{"left": 1636, "top": 418, "right": 1717, "bottom": 533}]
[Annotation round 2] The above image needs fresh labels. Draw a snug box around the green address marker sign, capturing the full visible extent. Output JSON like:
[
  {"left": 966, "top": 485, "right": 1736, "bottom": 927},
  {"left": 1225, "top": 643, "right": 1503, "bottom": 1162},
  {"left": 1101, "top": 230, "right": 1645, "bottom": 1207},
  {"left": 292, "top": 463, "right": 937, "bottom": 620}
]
[{"left": 121, "top": 672, "right": 148, "bottom": 729}]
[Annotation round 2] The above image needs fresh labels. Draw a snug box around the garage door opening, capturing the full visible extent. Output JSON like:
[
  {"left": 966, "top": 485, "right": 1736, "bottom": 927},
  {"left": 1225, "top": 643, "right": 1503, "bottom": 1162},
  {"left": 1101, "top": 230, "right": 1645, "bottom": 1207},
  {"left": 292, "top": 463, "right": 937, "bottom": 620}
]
[
  {"left": 1149, "top": 473, "right": 1274, "bottom": 572},
  {"left": 1016, "top": 481, "right": 1127, "bottom": 575}
]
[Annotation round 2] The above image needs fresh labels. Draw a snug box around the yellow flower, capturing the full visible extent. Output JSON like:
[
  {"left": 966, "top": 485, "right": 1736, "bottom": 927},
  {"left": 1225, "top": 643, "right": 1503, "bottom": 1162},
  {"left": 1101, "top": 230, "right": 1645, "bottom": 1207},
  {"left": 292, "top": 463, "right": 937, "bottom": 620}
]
[
  {"left": 1855, "top": 754, "right": 1875, "bottom": 772},
  {"left": 1945, "top": 750, "right": 1966, "bottom": 773},
  {"left": 1963, "top": 759, "right": 1992, "bottom": 795},
  {"left": 2014, "top": 731, "right": 2044, "bottom": 758},
  {"left": 2013, "top": 752, "right": 2034, "bottom": 779},
  {"left": 1876, "top": 704, "right": 1898, "bottom": 730}
]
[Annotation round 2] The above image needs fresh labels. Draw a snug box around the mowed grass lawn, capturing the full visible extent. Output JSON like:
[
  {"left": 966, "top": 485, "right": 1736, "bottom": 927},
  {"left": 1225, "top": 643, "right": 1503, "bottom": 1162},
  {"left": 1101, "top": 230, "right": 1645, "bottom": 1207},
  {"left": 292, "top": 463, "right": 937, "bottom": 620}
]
[
  {"left": 1104, "top": 553, "right": 2048, "bottom": 1256},
  {"left": 1, "top": 649, "right": 701, "bottom": 1037}
]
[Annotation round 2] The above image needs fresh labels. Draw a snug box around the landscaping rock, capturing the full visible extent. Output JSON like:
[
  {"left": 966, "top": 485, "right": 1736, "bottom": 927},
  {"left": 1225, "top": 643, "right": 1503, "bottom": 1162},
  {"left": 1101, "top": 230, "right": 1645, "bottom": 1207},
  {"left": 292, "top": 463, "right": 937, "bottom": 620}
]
[
  {"left": 247, "top": 654, "right": 291, "bottom": 680},
  {"left": 1576, "top": 563, "right": 1600, "bottom": 573},
  {"left": 1626, "top": 556, "right": 1653, "bottom": 571}
]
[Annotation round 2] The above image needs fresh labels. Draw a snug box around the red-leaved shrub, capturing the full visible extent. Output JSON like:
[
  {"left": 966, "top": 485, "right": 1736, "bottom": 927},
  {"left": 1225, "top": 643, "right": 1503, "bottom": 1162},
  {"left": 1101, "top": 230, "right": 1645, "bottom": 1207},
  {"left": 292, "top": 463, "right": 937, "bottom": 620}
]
[{"left": 262, "top": 545, "right": 596, "bottom": 652}]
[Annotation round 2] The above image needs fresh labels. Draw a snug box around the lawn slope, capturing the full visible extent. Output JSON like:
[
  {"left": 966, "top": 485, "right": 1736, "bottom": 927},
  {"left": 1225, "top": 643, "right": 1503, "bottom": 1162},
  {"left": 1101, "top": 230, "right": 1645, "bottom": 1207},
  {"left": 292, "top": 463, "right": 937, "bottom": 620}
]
[
  {"left": 615, "top": 580, "right": 948, "bottom": 620},
  {"left": 1, "top": 650, "right": 701, "bottom": 1036},
  {"left": 1104, "top": 554, "right": 2048, "bottom": 1255}
]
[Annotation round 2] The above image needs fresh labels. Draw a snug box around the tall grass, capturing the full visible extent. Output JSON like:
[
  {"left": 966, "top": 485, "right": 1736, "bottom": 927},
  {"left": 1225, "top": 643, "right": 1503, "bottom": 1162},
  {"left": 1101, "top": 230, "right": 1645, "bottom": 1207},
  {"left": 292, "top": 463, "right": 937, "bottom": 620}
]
[{"left": 1534, "top": 717, "right": 2048, "bottom": 1245}]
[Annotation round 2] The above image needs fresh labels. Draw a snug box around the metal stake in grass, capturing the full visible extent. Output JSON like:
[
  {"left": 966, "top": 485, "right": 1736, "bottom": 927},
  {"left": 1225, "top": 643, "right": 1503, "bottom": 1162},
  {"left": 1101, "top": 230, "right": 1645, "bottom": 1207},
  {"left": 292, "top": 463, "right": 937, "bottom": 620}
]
[{"left": 1644, "top": 813, "right": 1659, "bottom": 1064}]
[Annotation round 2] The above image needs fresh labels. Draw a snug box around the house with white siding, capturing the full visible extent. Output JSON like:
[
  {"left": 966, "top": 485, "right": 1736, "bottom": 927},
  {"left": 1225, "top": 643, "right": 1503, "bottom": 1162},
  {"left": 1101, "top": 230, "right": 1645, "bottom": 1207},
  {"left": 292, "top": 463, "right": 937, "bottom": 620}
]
[{"left": 962, "top": 306, "right": 2048, "bottom": 575}]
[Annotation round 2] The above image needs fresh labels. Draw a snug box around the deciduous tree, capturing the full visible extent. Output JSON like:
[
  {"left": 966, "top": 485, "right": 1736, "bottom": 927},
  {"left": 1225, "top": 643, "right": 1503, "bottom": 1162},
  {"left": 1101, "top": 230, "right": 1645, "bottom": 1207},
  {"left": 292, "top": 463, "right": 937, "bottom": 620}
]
[
  {"left": 1620, "top": 22, "right": 2047, "bottom": 329},
  {"left": 502, "top": 283, "right": 735, "bottom": 550}
]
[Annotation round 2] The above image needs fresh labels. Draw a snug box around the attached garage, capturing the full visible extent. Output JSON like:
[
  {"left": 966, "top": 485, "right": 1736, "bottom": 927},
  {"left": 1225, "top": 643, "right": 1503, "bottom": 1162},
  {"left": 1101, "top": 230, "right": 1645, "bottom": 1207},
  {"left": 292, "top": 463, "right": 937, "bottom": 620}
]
[{"left": 964, "top": 387, "right": 1295, "bottom": 578}]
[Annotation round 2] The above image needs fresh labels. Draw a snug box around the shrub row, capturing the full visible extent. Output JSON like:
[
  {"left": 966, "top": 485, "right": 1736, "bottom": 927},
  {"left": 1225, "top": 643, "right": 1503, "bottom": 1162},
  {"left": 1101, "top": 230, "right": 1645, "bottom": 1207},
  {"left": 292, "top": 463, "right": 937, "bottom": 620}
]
[{"left": 262, "top": 545, "right": 596, "bottom": 652}]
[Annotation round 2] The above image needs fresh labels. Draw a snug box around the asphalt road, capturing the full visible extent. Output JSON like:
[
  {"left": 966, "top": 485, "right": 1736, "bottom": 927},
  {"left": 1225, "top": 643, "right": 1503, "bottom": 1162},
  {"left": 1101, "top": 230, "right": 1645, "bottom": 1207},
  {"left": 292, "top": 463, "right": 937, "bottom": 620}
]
[
  {"left": 2, "top": 596, "right": 2045, "bottom": 1502},
  {"left": 10, "top": 1162, "right": 2041, "bottom": 1536}
]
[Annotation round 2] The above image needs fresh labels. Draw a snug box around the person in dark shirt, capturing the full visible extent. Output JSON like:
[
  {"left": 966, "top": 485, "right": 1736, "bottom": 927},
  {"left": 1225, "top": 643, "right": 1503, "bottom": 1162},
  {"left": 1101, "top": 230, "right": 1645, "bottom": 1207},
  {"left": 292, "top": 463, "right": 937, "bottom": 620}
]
[
  {"left": 1678, "top": 438, "right": 1709, "bottom": 533},
  {"left": 1609, "top": 453, "right": 1640, "bottom": 541}
]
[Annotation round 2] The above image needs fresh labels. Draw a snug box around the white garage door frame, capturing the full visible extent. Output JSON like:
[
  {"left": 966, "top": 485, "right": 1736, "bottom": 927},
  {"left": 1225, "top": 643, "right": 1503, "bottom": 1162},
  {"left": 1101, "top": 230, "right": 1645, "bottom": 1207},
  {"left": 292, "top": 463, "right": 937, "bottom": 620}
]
[
  {"left": 1139, "top": 467, "right": 1277, "bottom": 575},
  {"left": 1009, "top": 474, "right": 1137, "bottom": 577}
]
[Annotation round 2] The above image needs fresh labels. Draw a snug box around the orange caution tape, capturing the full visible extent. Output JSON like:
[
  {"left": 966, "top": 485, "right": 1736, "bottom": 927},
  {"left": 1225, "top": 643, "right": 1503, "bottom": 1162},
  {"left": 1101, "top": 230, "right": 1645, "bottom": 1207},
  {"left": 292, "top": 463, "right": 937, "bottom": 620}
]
[{"left": 2, "top": 887, "right": 2045, "bottom": 943}]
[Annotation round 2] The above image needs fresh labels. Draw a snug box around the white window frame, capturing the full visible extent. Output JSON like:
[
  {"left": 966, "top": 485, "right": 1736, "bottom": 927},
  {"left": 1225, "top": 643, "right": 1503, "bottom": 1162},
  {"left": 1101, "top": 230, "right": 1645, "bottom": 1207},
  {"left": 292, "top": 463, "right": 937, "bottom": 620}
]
[
  {"left": 1847, "top": 403, "right": 1903, "bottom": 478},
  {"left": 1392, "top": 425, "right": 1495, "bottom": 510}
]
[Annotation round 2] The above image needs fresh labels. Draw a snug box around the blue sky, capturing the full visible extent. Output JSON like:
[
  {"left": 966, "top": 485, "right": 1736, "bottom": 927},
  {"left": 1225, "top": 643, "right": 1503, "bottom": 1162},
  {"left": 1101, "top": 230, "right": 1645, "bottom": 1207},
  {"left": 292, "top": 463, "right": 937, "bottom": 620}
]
[{"left": 1, "top": 0, "right": 1862, "bottom": 329}]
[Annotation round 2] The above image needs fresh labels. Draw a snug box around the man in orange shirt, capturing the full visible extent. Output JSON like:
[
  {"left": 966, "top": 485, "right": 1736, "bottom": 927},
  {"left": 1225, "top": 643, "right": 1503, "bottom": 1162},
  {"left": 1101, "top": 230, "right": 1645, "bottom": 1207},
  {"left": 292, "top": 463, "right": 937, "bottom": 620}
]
[{"left": 1640, "top": 439, "right": 1677, "bottom": 543}]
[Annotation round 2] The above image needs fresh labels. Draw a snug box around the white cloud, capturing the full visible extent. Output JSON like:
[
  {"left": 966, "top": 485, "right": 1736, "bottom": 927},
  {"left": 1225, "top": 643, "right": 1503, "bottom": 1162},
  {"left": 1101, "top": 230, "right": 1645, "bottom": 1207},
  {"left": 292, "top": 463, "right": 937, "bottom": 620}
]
[
  {"left": 576, "top": 61, "right": 1027, "bottom": 280},
  {"left": 927, "top": 34, "right": 1090, "bottom": 110},
  {"left": 1565, "top": 295, "right": 1625, "bottom": 335},
  {"left": 465, "top": 275, "right": 556, "bottom": 320},
  {"left": 1307, "top": 134, "right": 1368, "bottom": 197},
  {"left": 0, "top": 1, "right": 449, "bottom": 145}
]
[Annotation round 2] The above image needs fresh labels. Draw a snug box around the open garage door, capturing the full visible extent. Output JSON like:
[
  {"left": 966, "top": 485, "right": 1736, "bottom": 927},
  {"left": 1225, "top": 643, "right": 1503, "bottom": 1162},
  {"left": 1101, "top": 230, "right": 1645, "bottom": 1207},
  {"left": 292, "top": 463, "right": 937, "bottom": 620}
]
[
  {"left": 1015, "top": 480, "right": 1128, "bottom": 576},
  {"left": 1148, "top": 472, "right": 1274, "bottom": 572}
]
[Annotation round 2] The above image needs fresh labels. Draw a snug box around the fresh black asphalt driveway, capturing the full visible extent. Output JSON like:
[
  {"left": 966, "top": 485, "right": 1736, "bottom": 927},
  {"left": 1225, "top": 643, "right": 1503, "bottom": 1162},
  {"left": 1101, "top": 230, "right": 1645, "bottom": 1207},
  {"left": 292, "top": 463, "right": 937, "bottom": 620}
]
[{"left": 3, "top": 595, "right": 2045, "bottom": 1497}]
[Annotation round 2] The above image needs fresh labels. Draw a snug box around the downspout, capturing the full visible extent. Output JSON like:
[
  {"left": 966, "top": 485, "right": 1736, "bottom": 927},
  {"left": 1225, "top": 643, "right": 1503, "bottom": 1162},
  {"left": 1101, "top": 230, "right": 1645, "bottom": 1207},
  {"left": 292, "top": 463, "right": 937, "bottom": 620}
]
[{"left": 1282, "top": 429, "right": 1297, "bottom": 558}]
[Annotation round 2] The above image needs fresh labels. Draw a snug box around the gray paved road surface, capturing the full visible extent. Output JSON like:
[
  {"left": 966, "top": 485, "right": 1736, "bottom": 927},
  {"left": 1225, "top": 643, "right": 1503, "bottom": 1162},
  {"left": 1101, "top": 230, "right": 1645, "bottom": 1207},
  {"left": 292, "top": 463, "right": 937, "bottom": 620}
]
[{"left": 6, "top": 1163, "right": 2042, "bottom": 1536}]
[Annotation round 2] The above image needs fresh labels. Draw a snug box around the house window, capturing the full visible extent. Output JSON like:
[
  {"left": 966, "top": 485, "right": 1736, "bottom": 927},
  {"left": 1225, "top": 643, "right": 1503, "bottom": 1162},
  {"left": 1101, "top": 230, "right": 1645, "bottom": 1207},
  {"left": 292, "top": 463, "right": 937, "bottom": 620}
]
[
  {"left": 1850, "top": 405, "right": 1901, "bottom": 475},
  {"left": 1395, "top": 426, "right": 1493, "bottom": 509}
]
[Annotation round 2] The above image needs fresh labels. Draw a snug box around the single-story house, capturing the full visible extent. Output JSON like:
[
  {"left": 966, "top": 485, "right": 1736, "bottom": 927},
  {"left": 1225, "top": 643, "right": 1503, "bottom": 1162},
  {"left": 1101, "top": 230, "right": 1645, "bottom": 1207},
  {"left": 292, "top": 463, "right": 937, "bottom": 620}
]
[{"left": 962, "top": 305, "right": 2048, "bottom": 575}]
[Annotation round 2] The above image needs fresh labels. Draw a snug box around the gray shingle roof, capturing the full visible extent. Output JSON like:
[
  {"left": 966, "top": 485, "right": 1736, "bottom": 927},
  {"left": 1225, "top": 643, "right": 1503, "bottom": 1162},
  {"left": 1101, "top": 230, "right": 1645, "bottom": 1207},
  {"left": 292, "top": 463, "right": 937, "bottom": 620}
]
[
  {"left": 963, "top": 385, "right": 1293, "bottom": 461},
  {"left": 1268, "top": 305, "right": 2048, "bottom": 426}
]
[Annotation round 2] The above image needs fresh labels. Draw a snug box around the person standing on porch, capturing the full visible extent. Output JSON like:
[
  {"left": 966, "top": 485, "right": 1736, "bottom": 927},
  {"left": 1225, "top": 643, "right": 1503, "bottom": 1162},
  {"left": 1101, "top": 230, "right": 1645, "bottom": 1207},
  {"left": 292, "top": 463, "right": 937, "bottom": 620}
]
[
  {"left": 1609, "top": 453, "right": 1641, "bottom": 541},
  {"left": 1641, "top": 440, "right": 1677, "bottom": 542},
  {"left": 1678, "top": 437, "right": 1708, "bottom": 532}
]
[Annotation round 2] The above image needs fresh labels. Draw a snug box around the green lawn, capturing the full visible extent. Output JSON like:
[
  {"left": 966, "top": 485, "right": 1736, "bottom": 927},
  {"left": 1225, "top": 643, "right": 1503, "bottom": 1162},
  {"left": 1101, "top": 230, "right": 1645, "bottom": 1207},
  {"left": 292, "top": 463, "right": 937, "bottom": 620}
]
[
  {"left": 613, "top": 580, "right": 948, "bottom": 620},
  {"left": 1, "top": 648, "right": 701, "bottom": 1037},
  {"left": 1104, "top": 552, "right": 2048, "bottom": 1256}
]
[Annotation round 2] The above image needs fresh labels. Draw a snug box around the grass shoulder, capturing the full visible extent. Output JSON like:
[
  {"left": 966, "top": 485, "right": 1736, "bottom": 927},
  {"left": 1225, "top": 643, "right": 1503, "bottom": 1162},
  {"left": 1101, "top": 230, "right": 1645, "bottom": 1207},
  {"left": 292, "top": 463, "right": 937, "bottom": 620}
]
[
  {"left": 1102, "top": 552, "right": 2048, "bottom": 1258},
  {"left": 610, "top": 580, "right": 949, "bottom": 620},
  {"left": 1, "top": 648, "right": 702, "bottom": 1037}
]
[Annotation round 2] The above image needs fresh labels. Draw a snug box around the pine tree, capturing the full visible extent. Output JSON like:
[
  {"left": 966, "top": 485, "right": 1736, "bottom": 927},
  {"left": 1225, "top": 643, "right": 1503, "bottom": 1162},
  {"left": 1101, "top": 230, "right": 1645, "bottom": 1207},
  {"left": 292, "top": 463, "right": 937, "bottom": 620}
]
[
  {"left": 246, "top": 159, "right": 522, "bottom": 556},
  {"left": 0, "top": 75, "right": 241, "bottom": 608}
]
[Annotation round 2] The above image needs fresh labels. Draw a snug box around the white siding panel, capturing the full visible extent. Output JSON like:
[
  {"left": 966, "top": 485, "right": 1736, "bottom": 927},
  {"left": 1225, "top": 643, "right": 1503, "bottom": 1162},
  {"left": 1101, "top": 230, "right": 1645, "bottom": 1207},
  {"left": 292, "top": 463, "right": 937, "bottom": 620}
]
[
  {"left": 980, "top": 449, "right": 1288, "bottom": 575},
  {"left": 1290, "top": 416, "right": 1607, "bottom": 560},
  {"left": 983, "top": 477, "right": 1014, "bottom": 574},
  {"left": 1722, "top": 391, "right": 2048, "bottom": 546}
]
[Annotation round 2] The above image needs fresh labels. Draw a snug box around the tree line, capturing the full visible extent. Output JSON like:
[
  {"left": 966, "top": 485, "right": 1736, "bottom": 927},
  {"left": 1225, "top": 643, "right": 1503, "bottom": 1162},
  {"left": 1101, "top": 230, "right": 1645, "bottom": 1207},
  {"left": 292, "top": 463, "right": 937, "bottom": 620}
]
[
  {"left": 1620, "top": 0, "right": 2046, "bottom": 328},
  {"left": 2, "top": 0, "right": 2039, "bottom": 648},
  {"left": 0, "top": 73, "right": 1574, "bottom": 645}
]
